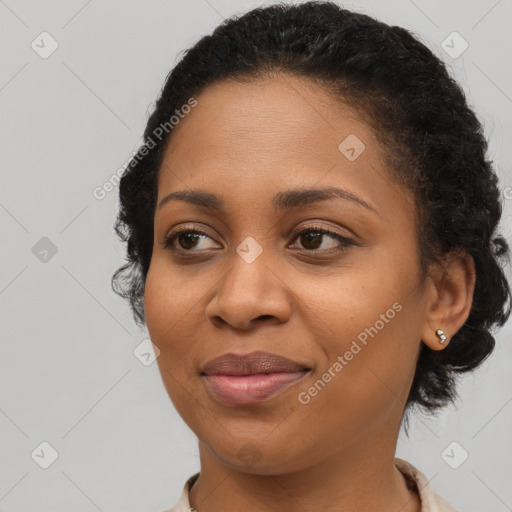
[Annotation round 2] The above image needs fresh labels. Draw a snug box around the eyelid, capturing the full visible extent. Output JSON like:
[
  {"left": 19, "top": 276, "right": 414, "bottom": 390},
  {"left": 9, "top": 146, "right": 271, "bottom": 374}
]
[
  {"left": 164, "top": 224, "right": 221, "bottom": 249},
  {"left": 164, "top": 221, "right": 357, "bottom": 254},
  {"left": 288, "top": 223, "right": 355, "bottom": 251},
  {"left": 166, "top": 222, "right": 218, "bottom": 238},
  {"left": 290, "top": 221, "right": 356, "bottom": 240}
]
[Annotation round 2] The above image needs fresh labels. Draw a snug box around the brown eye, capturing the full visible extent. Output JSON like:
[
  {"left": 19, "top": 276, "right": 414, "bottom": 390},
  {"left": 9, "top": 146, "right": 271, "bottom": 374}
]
[
  {"left": 299, "top": 231, "right": 323, "bottom": 250},
  {"left": 164, "top": 228, "right": 218, "bottom": 252},
  {"left": 290, "top": 226, "right": 354, "bottom": 253},
  {"left": 175, "top": 232, "right": 202, "bottom": 250}
]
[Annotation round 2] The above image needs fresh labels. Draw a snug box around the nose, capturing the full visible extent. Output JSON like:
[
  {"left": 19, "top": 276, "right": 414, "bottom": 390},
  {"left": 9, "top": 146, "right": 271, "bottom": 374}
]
[{"left": 205, "top": 249, "right": 293, "bottom": 331}]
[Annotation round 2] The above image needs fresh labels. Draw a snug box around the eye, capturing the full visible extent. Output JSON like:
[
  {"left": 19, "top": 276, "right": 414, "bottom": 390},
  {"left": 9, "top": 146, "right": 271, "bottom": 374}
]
[
  {"left": 289, "top": 225, "right": 354, "bottom": 253},
  {"left": 164, "top": 226, "right": 219, "bottom": 252},
  {"left": 163, "top": 224, "right": 355, "bottom": 255}
]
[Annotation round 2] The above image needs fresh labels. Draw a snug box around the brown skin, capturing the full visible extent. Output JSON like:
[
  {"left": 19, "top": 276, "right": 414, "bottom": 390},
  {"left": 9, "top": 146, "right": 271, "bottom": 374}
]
[{"left": 144, "top": 75, "right": 475, "bottom": 512}]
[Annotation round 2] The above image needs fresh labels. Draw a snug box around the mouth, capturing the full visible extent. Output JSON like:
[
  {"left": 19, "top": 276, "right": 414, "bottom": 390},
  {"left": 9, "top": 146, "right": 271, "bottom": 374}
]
[{"left": 200, "top": 351, "right": 311, "bottom": 406}]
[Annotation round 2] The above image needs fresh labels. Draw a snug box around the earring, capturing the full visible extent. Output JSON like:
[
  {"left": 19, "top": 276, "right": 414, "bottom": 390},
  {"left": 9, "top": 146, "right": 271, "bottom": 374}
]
[{"left": 436, "top": 329, "right": 447, "bottom": 344}]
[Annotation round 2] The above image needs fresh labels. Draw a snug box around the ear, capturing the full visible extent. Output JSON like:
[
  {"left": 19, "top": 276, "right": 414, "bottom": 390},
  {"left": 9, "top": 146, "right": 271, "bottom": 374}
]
[{"left": 421, "top": 250, "right": 476, "bottom": 351}]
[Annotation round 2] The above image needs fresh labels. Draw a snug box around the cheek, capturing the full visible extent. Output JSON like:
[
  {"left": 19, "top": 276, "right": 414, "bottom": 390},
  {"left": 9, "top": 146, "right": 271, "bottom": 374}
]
[
  {"left": 143, "top": 257, "right": 199, "bottom": 338},
  {"left": 143, "top": 266, "right": 169, "bottom": 337},
  {"left": 144, "top": 264, "right": 191, "bottom": 385},
  {"left": 301, "top": 256, "right": 406, "bottom": 350},
  {"left": 144, "top": 265, "right": 205, "bottom": 413},
  {"left": 143, "top": 258, "right": 210, "bottom": 388},
  {"left": 295, "top": 253, "right": 422, "bottom": 414}
]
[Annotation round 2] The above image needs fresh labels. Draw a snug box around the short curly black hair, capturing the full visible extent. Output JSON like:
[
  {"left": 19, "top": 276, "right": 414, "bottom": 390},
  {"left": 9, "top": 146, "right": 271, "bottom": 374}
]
[{"left": 112, "top": 1, "right": 511, "bottom": 420}]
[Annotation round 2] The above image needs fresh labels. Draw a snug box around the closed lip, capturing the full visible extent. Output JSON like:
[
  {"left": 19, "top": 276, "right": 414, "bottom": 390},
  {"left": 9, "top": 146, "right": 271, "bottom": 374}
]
[{"left": 200, "top": 350, "right": 311, "bottom": 376}]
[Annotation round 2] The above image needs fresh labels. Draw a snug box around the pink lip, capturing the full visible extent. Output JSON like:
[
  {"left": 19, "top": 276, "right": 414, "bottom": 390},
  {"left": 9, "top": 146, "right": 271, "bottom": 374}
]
[
  {"left": 203, "top": 371, "right": 309, "bottom": 405},
  {"left": 200, "top": 350, "right": 311, "bottom": 405}
]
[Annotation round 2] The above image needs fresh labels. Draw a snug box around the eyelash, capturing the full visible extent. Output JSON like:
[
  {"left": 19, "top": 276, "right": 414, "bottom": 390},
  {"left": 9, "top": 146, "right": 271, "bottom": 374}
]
[{"left": 163, "top": 224, "right": 354, "bottom": 256}]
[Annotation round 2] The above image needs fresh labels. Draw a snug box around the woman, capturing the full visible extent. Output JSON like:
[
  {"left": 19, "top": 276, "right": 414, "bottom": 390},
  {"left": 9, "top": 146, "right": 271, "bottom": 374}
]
[{"left": 112, "top": 2, "right": 511, "bottom": 511}]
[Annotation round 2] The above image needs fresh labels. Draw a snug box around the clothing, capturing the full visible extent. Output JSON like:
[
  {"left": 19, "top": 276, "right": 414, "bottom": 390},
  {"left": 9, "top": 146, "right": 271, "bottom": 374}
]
[{"left": 162, "top": 457, "right": 457, "bottom": 512}]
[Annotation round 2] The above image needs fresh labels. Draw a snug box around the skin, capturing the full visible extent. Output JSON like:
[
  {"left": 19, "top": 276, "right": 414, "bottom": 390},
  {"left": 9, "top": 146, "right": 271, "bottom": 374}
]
[{"left": 144, "top": 74, "right": 475, "bottom": 512}]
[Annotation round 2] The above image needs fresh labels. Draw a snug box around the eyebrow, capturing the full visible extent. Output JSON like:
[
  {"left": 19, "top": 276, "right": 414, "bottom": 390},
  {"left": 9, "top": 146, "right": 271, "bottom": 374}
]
[{"left": 157, "top": 187, "right": 378, "bottom": 214}]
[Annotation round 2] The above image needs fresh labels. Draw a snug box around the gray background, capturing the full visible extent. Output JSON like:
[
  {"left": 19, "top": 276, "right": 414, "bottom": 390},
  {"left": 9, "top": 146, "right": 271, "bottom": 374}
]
[{"left": 1, "top": 0, "right": 511, "bottom": 511}]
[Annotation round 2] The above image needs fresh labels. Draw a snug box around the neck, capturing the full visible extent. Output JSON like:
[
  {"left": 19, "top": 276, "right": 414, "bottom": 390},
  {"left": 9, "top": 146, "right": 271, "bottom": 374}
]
[{"left": 188, "top": 426, "right": 421, "bottom": 512}]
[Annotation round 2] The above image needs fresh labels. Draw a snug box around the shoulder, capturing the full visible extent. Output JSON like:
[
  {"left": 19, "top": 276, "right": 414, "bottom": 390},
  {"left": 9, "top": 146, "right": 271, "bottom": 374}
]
[
  {"left": 394, "top": 457, "right": 459, "bottom": 512},
  {"left": 160, "top": 472, "right": 199, "bottom": 512},
  {"left": 433, "top": 492, "right": 458, "bottom": 512}
]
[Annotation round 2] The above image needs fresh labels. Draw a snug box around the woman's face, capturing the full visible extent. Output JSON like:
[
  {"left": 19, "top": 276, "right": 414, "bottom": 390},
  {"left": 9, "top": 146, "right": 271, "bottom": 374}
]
[{"left": 144, "top": 75, "right": 428, "bottom": 473}]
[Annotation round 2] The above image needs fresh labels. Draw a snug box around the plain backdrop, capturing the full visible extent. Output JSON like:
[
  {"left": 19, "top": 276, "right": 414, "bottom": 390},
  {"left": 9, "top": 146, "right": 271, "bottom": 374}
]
[{"left": 1, "top": 1, "right": 511, "bottom": 511}]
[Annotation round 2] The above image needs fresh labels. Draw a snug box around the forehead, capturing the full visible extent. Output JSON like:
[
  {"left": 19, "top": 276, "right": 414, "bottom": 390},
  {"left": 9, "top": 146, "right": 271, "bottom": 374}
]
[
  {"left": 157, "top": 75, "right": 410, "bottom": 218},
  {"left": 163, "top": 75, "right": 373, "bottom": 170}
]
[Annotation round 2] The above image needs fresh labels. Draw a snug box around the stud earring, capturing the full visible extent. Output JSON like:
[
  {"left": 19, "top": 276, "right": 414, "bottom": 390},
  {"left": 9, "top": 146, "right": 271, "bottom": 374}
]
[{"left": 436, "top": 329, "right": 447, "bottom": 344}]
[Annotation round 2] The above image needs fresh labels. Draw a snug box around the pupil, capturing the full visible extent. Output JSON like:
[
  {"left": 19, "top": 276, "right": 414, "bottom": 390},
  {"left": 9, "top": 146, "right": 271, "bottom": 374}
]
[
  {"left": 302, "top": 232, "right": 321, "bottom": 249},
  {"left": 180, "top": 233, "right": 199, "bottom": 250}
]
